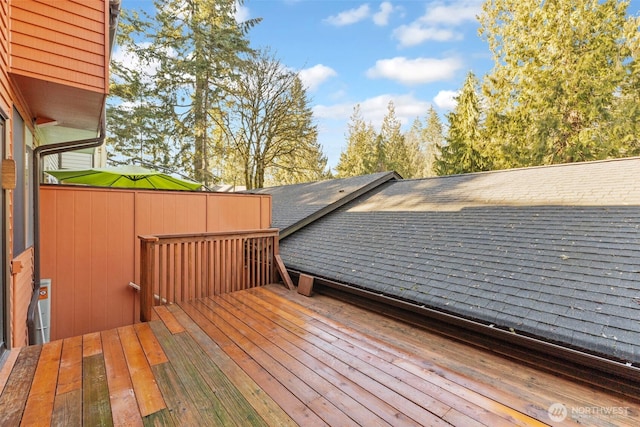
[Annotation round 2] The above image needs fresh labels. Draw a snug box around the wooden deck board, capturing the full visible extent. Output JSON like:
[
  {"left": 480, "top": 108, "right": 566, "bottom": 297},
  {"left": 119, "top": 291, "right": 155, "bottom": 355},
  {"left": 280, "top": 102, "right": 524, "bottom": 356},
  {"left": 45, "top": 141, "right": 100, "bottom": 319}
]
[
  {"left": 82, "top": 332, "right": 102, "bottom": 358},
  {"left": 0, "top": 285, "right": 639, "bottom": 426},
  {"left": 148, "top": 320, "right": 239, "bottom": 426},
  {"left": 102, "top": 329, "right": 143, "bottom": 427},
  {"left": 154, "top": 305, "right": 185, "bottom": 334},
  {"left": 134, "top": 323, "right": 168, "bottom": 366},
  {"left": 0, "top": 345, "right": 41, "bottom": 426},
  {"left": 117, "top": 326, "right": 166, "bottom": 417},
  {"left": 216, "top": 292, "right": 446, "bottom": 426},
  {"left": 262, "top": 285, "right": 640, "bottom": 427},
  {"left": 235, "top": 289, "right": 540, "bottom": 427},
  {"left": 188, "top": 297, "right": 357, "bottom": 426},
  {"left": 0, "top": 349, "right": 20, "bottom": 395},
  {"left": 21, "top": 340, "right": 63, "bottom": 427},
  {"left": 142, "top": 408, "right": 176, "bottom": 427},
  {"left": 153, "top": 312, "right": 269, "bottom": 427},
  {"left": 150, "top": 361, "right": 209, "bottom": 426},
  {"left": 166, "top": 303, "right": 297, "bottom": 427},
  {"left": 56, "top": 336, "right": 83, "bottom": 395},
  {"left": 266, "top": 284, "right": 558, "bottom": 418},
  {"left": 51, "top": 388, "right": 82, "bottom": 427},
  {"left": 178, "top": 300, "right": 321, "bottom": 426},
  {"left": 204, "top": 296, "right": 396, "bottom": 425},
  {"left": 82, "top": 353, "right": 113, "bottom": 426}
]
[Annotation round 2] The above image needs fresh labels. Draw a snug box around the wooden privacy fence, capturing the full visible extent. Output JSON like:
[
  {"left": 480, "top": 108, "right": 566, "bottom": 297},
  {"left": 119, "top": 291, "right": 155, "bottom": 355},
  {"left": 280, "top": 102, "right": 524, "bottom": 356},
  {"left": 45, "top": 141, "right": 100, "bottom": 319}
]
[{"left": 139, "top": 228, "right": 279, "bottom": 321}]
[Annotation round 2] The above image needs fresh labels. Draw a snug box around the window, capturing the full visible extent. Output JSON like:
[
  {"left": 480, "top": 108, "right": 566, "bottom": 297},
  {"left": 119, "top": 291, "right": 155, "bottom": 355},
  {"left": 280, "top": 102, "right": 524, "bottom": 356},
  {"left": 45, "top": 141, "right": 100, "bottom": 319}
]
[{"left": 12, "top": 108, "right": 29, "bottom": 255}]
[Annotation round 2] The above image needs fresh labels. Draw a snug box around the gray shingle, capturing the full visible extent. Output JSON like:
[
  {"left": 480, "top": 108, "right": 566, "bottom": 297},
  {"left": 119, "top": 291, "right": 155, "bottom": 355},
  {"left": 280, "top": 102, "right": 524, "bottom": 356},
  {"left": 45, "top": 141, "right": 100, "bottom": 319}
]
[{"left": 278, "top": 158, "right": 640, "bottom": 364}]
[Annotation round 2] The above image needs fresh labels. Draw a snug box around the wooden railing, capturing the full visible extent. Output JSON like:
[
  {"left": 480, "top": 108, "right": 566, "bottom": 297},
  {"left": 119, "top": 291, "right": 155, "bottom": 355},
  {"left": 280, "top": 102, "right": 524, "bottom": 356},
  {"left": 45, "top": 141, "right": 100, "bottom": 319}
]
[{"left": 139, "top": 229, "right": 279, "bottom": 321}]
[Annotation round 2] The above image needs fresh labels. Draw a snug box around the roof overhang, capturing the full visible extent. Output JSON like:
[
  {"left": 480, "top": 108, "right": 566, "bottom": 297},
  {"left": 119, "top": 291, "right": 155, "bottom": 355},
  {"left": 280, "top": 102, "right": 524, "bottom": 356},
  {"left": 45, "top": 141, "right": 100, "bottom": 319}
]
[
  {"left": 11, "top": 74, "right": 106, "bottom": 144},
  {"left": 9, "top": 0, "right": 121, "bottom": 146}
]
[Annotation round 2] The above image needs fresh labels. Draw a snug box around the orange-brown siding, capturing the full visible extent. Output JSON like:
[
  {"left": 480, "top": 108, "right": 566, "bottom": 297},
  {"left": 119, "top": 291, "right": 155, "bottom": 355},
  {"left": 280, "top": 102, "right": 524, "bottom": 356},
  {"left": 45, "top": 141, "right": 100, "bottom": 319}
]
[
  {"left": 10, "top": 248, "right": 33, "bottom": 348},
  {"left": 0, "top": 1, "right": 10, "bottom": 113},
  {"left": 1, "top": 1, "right": 110, "bottom": 350},
  {"left": 40, "top": 186, "right": 272, "bottom": 340},
  {"left": 9, "top": 0, "right": 107, "bottom": 92}
]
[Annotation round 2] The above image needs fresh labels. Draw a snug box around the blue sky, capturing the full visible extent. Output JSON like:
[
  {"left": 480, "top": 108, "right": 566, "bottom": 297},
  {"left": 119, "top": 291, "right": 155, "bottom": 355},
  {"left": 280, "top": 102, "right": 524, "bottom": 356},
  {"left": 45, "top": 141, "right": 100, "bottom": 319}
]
[
  {"left": 239, "top": 0, "right": 640, "bottom": 171},
  {"left": 243, "top": 0, "right": 491, "bottom": 169},
  {"left": 123, "top": 0, "right": 640, "bottom": 171}
]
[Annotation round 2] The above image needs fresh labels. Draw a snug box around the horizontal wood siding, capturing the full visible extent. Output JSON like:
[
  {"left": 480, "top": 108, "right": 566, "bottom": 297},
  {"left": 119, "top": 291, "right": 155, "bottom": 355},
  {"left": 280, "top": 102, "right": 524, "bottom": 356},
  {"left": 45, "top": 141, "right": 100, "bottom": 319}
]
[
  {"left": 0, "top": 1, "right": 9, "bottom": 113},
  {"left": 60, "top": 152, "right": 93, "bottom": 170},
  {"left": 42, "top": 155, "right": 59, "bottom": 183},
  {"left": 40, "top": 186, "right": 272, "bottom": 341},
  {"left": 9, "top": 0, "right": 107, "bottom": 92},
  {"left": 10, "top": 247, "right": 33, "bottom": 348}
]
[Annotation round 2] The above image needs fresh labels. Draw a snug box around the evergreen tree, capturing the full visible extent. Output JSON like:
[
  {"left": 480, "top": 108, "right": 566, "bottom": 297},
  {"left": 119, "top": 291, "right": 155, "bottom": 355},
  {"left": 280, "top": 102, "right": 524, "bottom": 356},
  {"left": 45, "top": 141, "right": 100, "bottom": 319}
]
[
  {"left": 404, "top": 117, "right": 427, "bottom": 178},
  {"left": 335, "top": 105, "right": 378, "bottom": 177},
  {"left": 608, "top": 15, "right": 640, "bottom": 157},
  {"left": 436, "top": 72, "right": 488, "bottom": 175},
  {"left": 422, "top": 107, "right": 445, "bottom": 177},
  {"left": 267, "top": 77, "right": 331, "bottom": 185},
  {"left": 107, "top": 9, "right": 176, "bottom": 170},
  {"left": 379, "top": 101, "right": 412, "bottom": 177},
  {"left": 109, "top": 1, "right": 259, "bottom": 186},
  {"left": 479, "top": 0, "right": 639, "bottom": 167}
]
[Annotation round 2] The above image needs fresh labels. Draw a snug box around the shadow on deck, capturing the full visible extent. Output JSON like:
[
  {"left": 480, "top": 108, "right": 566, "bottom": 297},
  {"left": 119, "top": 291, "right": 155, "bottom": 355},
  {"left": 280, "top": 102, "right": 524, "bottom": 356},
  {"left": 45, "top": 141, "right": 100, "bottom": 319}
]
[{"left": 1, "top": 285, "right": 638, "bottom": 426}]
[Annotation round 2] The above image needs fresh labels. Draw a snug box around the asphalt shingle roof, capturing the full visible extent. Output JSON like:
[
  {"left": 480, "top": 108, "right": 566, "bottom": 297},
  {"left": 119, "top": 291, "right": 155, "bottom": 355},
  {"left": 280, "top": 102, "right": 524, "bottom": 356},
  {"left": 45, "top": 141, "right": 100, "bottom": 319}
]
[{"left": 273, "top": 158, "right": 640, "bottom": 364}]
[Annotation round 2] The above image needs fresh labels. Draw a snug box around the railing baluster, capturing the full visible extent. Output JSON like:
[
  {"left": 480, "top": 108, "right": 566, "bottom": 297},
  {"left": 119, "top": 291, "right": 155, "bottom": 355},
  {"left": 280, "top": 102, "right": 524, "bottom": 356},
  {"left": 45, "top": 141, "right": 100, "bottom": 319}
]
[
  {"left": 236, "top": 237, "right": 242, "bottom": 291},
  {"left": 245, "top": 237, "right": 250, "bottom": 289},
  {"left": 213, "top": 239, "right": 219, "bottom": 295},
  {"left": 165, "top": 243, "right": 170, "bottom": 303},
  {"left": 138, "top": 229, "right": 278, "bottom": 321},
  {"left": 195, "top": 240, "right": 201, "bottom": 298},
  {"left": 158, "top": 244, "right": 165, "bottom": 304}
]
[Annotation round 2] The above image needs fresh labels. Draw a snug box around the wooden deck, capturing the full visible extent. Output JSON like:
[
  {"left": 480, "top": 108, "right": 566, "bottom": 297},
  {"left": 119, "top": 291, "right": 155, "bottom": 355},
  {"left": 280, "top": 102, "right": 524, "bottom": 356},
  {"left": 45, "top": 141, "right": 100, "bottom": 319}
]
[{"left": 1, "top": 285, "right": 638, "bottom": 426}]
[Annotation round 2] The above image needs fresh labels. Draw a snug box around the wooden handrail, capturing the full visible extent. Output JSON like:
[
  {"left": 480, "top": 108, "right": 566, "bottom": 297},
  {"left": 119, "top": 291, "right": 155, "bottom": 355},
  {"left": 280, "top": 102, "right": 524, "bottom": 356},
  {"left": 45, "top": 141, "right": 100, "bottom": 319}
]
[{"left": 139, "top": 229, "right": 279, "bottom": 322}]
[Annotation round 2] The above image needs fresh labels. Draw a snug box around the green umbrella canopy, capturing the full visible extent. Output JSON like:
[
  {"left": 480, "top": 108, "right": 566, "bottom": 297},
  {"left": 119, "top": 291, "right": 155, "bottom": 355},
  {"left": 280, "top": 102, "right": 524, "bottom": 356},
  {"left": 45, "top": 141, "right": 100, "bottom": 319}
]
[{"left": 45, "top": 166, "right": 202, "bottom": 191}]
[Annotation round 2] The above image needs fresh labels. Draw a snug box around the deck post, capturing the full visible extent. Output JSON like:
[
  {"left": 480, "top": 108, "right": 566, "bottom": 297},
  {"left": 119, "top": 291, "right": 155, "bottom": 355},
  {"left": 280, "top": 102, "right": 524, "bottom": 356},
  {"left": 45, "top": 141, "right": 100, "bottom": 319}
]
[
  {"left": 139, "top": 236, "right": 158, "bottom": 322},
  {"left": 272, "top": 233, "right": 279, "bottom": 284}
]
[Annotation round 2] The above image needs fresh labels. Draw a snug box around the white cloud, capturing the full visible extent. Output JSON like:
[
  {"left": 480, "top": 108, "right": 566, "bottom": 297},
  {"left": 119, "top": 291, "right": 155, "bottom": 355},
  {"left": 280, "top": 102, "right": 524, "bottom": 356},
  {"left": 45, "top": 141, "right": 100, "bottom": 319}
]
[
  {"left": 392, "top": 0, "right": 482, "bottom": 47},
  {"left": 324, "top": 4, "right": 371, "bottom": 26},
  {"left": 313, "top": 103, "right": 352, "bottom": 120},
  {"left": 366, "top": 56, "right": 462, "bottom": 85},
  {"left": 314, "top": 93, "right": 430, "bottom": 129},
  {"left": 235, "top": 1, "right": 250, "bottom": 23},
  {"left": 373, "top": 2, "right": 394, "bottom": 26},
  {"left": 359, "top": 94, "right": 431, "bottom": 127},
  {"left": 393, "top": 24, "right": 459, "bottom": 46},
  {"left": 298, "top": 64, "right": 337, "bottom": 92},
  {"left": 111, "top": 43, "right": 159, "bottom": 84},
  {"left": 420, "top": 0, "right": 482, "bottom": 26},
  {"left": 314, "top": 93, "right": 432, "bottom": 169},
  {"left": 433, "top": 90, "right": 459, "bottom": 110}
]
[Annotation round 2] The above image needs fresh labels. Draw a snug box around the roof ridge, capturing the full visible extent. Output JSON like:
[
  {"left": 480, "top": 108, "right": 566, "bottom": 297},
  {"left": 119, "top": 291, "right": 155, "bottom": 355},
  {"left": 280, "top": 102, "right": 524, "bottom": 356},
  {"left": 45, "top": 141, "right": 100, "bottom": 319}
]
[
  {"left": 399, "top": 156, "right": 640, "bottom": 183},
  {"left": 248, "top": 171, "right": 399, "bottom": 191}
]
